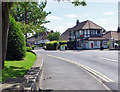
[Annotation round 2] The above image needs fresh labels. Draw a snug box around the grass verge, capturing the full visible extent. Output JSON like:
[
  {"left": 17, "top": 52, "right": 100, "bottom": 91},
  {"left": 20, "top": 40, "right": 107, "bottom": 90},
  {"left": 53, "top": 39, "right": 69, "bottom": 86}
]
[{"left": 0, "top": 52, "right": 36, "bottom": 83}]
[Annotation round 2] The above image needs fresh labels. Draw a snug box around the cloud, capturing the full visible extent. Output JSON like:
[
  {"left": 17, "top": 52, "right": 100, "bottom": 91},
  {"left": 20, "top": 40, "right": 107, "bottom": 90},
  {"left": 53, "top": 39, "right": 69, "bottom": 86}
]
[
  {"left": 65, "top": 14, "right": 77, "bottom": 18},
  {"left": 103, "top": 11, "right": 115, "bottom": 15},
  {"left": 46, "top": 16, "right": 61, "bottom": 20}
]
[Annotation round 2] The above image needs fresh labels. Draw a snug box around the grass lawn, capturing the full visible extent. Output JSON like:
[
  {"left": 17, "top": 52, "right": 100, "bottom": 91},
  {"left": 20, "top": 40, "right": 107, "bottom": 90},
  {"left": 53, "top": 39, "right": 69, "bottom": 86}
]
[{"left": 0, "top": 52, "right": 36, "bottom": 83}]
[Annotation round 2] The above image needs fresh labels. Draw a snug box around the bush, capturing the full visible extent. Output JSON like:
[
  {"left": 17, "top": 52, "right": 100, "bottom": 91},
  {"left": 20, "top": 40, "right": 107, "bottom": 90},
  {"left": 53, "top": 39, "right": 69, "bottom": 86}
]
[
  {"left": 39, "top": 44, "right": 43, "bottom": 47},
  {"left": 26, "top": 47, "right": 32, "bottom": 52},
  {"left": 31, "top": 45, "right": 36, "bottom": 50},
  {"left": 67, "top": 41, "right": 76, "bottom": 50},
  {"left": 59, "top": 41, "right": 67, "bottom": 45},
  {"left": 6, "top": 15, "right": 26, "bottom": 60},
  {"left": 45, "top": 41, "right": 59, "bottom": 50}
]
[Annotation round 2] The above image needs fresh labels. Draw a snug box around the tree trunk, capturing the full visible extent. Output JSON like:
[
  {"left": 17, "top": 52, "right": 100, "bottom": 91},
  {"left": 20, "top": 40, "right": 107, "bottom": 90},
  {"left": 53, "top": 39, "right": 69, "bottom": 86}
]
[
  {"left": 1, "top": 2, "right": 12, "bottom": 70},
  {"left": 2, "top": 3, "right": 9, "bottom": 69},
  {"left": 25, "top": 7, "right": 27, "bottom": 45}
]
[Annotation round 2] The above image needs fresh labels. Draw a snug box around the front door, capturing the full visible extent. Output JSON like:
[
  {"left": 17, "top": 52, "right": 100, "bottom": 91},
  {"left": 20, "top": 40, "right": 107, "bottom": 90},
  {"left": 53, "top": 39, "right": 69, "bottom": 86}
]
[{"left": 91, "top": 43, "right": 93, "bottom": 48}]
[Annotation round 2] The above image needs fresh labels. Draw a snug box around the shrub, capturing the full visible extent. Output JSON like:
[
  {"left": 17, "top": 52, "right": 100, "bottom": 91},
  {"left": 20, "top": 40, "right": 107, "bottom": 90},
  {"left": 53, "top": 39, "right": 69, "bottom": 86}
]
[
  {"left": 45, "top": 41, "right": 59, "bottom": 50},
  {"left": 59, "top": 41, "right": 67, "bottom": 45},
  {"left": 67, "top": 41, "right": 76, "bottom": 50},
  {"left": 39, "top": 44, "right": 43, "bottom": 47},
  {"left": 6, "top": 15, "right": 26, "bottom": 60},
  {"left": 26, "top": 47, "right": 32, "bottom": 52}
]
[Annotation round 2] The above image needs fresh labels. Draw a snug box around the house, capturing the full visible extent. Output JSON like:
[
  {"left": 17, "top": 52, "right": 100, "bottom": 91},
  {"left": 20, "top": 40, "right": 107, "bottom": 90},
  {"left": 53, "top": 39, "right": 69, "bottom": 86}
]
[
  {"left": 27, "top": 36, "right": 36, "bottom": 46},
  {"left": 27, "top": 32, "right": 49, "bottom": 46},
  {"left": 61, "top": 20, "right": 108, "bottom": 49},
  {"left": 103, "top": 29, "right": 120, "bottom": 49},
  {"left": 34, "top": 34, "right": 49, "bottom": 45}
]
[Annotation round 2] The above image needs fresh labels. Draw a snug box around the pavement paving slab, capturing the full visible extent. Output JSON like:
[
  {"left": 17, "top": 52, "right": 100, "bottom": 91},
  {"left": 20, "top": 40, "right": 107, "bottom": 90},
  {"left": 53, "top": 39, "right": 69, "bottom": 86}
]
[{"left": 40, "top": 54, "right": 109, "bottom": 90}]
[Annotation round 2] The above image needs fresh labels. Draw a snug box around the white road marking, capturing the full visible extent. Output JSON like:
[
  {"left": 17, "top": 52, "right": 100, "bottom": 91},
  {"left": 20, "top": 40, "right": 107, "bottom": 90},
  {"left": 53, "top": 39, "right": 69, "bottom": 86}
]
[{"left": 98, "top": 57, "right": 118, "bottom": 62}]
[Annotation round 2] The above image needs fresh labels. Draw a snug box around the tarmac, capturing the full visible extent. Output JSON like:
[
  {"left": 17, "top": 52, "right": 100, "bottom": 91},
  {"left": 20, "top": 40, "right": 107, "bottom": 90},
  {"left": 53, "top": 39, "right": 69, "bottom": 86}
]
[{"left": 39, "top": 51, "right": 111, "bottom": 91}]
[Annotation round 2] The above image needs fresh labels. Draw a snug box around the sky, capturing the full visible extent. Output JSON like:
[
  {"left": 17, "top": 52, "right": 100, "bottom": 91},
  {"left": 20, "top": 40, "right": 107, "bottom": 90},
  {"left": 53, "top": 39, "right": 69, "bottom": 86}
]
[{"left": 42, "top": 0, "right": 119, "bottom": 34}]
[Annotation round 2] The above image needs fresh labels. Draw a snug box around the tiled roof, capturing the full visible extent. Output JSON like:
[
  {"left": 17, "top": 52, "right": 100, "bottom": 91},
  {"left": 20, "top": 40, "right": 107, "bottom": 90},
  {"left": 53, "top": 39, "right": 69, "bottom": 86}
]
[
  {"left": 103, "top": 31, "right": 120, "bottom": 41},
  {"left": 61, "top": 28, "right": 73, "bottom": 41},
  {"left": 72, "top": 20, "right": 105, "bottom": 30}
]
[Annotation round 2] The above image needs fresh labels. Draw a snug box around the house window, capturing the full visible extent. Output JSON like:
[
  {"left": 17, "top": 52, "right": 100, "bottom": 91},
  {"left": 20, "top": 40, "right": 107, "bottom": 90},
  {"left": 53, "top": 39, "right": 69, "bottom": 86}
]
[
  {"left": 97, "top": 30, "right": 101, "bottom": 34},
  {"left": 71, "top": 31, "right": 74, "bottom": 36},
  {"left": 75, "top": 31, "right": 79, "bottom": 35},
  {"left": 91, "top": 30, "right": 96, "bottom": 34},
  {"left": 94, "top": 41, "right": 97, "bottom": 46},
  {"left": 88, "top": 30, "right": 90, "bottom": 34}
]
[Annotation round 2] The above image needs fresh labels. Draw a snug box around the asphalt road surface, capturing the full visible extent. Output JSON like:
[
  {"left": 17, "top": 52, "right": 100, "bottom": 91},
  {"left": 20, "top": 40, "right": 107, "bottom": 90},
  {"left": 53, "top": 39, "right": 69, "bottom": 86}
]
[{"left": 38, "top": 49, "right": 118, "bottom": 90}]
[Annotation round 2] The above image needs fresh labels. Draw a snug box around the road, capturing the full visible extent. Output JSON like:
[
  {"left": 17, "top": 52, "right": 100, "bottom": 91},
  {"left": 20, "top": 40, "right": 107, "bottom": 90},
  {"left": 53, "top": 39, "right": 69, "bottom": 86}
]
[{"left": 38, "top": 49, "right": 118, "bottom": 90}]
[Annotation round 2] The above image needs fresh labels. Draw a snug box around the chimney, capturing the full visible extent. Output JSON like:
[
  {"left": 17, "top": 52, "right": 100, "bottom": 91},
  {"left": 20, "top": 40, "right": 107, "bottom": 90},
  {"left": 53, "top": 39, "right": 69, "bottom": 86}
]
[
  {"left": 76, "top": 20, "right": 79, "bottom": 25},
  {"left": 117, "top": 27, "right": 120, "bottom": 32}
]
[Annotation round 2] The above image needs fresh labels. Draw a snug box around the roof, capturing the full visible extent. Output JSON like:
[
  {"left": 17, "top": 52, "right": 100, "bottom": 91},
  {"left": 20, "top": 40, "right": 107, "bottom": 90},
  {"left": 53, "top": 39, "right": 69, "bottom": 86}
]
[
  {"left": 103, "top": 31, "right": 120, "bottom": 41},
  {"left": 27, "top": 37, "right": 36, "bottom": 42},
  {"left": 35, "top": 34, "right": 48, "bottom": 42},
  {"left": 61, "top": 28, "right": 73, "bottom": 41},
  {"left": 86, "top": 37, "right": 108, "bottom": 41},
  {"left": 72, "top": 20, "right": 105, "bottom": 30}
]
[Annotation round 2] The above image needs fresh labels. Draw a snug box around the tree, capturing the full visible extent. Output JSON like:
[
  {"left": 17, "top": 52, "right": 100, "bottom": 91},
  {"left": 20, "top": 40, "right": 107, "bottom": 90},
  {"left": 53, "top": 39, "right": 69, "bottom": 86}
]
[
  {"left": 6, "top": 15, "right": 26, "bottom": 60},
  {"left": 1, "top": 0, "right": 86, "bottom": 69},
  {"left": 47, "top": 32, "right": 61, "bottom": 41},
  {"left": 10, "top": 2, "right": 51, "bottom": 43}
]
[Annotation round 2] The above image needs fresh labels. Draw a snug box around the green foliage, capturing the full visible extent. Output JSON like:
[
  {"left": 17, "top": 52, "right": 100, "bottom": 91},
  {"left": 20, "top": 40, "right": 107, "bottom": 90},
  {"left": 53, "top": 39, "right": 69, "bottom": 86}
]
[
  {"left": 6, "top": 15, "right": 26, "bottom": 60},
  {"left": 59, "top": 41, "right": 67, "bottom": 45},
  {"left": 10, "top": 2, "right": 51, "bottom": 35},
  {"left": 39, "top": 44, "right": 43, "bottom": 47},
  {"left": 26, "top": 47, "right": 32, "bottom": 52},
  {"left": 1, "top": 52, "right": 36, "bottom": 82},
  {"left": 107, "top": 41, "right": 109, "bottom": 48},
  {"left": 47, "top": 32, "right": 61, "bottom": 41},
  {"left": 72, "top": 0, "right": 87, "bottom": 6},
  {"left": 31, "top": 45, "right": 36, "bottom": 50},
  {"left": 45, "top": 41, "right": 59, "bottom": 50},
  {"left": 67, "top": 41, "right": 76, "bottom": 50}
]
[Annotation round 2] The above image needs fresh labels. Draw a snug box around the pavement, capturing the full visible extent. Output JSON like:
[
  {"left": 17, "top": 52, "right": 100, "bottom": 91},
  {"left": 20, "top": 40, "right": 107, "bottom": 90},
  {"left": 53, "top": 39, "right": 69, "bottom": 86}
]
[{"left": 40, "top": 51, "right": 110, "bottom": 90}]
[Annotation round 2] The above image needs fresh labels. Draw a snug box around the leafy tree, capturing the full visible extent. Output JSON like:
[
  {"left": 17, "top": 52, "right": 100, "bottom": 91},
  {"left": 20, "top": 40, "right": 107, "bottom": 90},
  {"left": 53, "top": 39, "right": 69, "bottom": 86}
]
[
  {"left": 10, "top": 2, "right": 51, "bottom": 43},
  {"left": 47, "top": 32, "right": 61, "bottom": 41},
  {"left": 6, "top": 15, "right": 26, "bottom": 60}
]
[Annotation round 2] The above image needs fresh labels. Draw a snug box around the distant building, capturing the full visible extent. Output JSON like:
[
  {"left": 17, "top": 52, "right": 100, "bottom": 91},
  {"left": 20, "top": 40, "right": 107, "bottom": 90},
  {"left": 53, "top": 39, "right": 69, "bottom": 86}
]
[
  {"left": 61, "top": 20, "right": 108, "bottom": 49},
  {"left": 27, "top": 32, "right": 49, "bottom": 46}
]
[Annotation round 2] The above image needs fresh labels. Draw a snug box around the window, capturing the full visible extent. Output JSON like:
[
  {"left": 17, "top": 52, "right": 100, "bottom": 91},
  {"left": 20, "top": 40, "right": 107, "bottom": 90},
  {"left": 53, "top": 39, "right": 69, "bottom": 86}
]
[
  {"left": 75, "top": 31, "right": 79, "bottom": 35},
  {"left": 79, "top": 30, "right": 82, "bottom": 35},
  {"left": 71, "top": 31, "right": 74, "bottom": 36},
  {"left": 91, "top": 30, "right": 95, "bottom": 34},
  {"left": 94, "top": 41, "right": 97, "bottom": 46},
  {"left": 97, "top": 30, "right": 101, "bottom": 34}
]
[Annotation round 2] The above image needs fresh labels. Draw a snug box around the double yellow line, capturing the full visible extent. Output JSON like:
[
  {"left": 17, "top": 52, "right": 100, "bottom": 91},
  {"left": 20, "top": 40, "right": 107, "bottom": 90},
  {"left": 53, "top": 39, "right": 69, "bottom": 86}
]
[{"left": 47, "top": 54, "right": 114, "bottom": 83}]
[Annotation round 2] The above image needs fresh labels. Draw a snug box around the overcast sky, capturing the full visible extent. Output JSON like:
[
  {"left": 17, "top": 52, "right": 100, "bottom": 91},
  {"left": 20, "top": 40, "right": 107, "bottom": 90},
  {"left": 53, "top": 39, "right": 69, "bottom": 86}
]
[{"left": 43, "top": 0, "right": 119, "bottom": 34}]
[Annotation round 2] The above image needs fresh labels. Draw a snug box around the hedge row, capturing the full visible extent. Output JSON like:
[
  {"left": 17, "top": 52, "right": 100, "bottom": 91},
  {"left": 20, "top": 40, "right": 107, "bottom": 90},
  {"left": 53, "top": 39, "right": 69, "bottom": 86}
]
[
  {"left": 44, "top": 41, "right": 75, "bottom": 50},
  {"left": 45, "top": 41, "right": 59, "bottom": 50}
]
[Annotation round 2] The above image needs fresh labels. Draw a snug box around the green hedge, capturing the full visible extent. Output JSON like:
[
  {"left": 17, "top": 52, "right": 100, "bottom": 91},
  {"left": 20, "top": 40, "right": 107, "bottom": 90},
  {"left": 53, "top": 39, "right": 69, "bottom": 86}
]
[
  {"left": 45, "top": 41, "right": 59, "bottom": 50},
  {"left": 59, "top": 41, "right": 67, "bottom": 45},
  {"left": 67, "top": 41, "right": 76, "bottom": 50},
  {"left": 26, "top": 47, "right": 32, "bottom": 52},
  {"left": 6, "top": 15, "right": 26, "bottom": 60}
]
